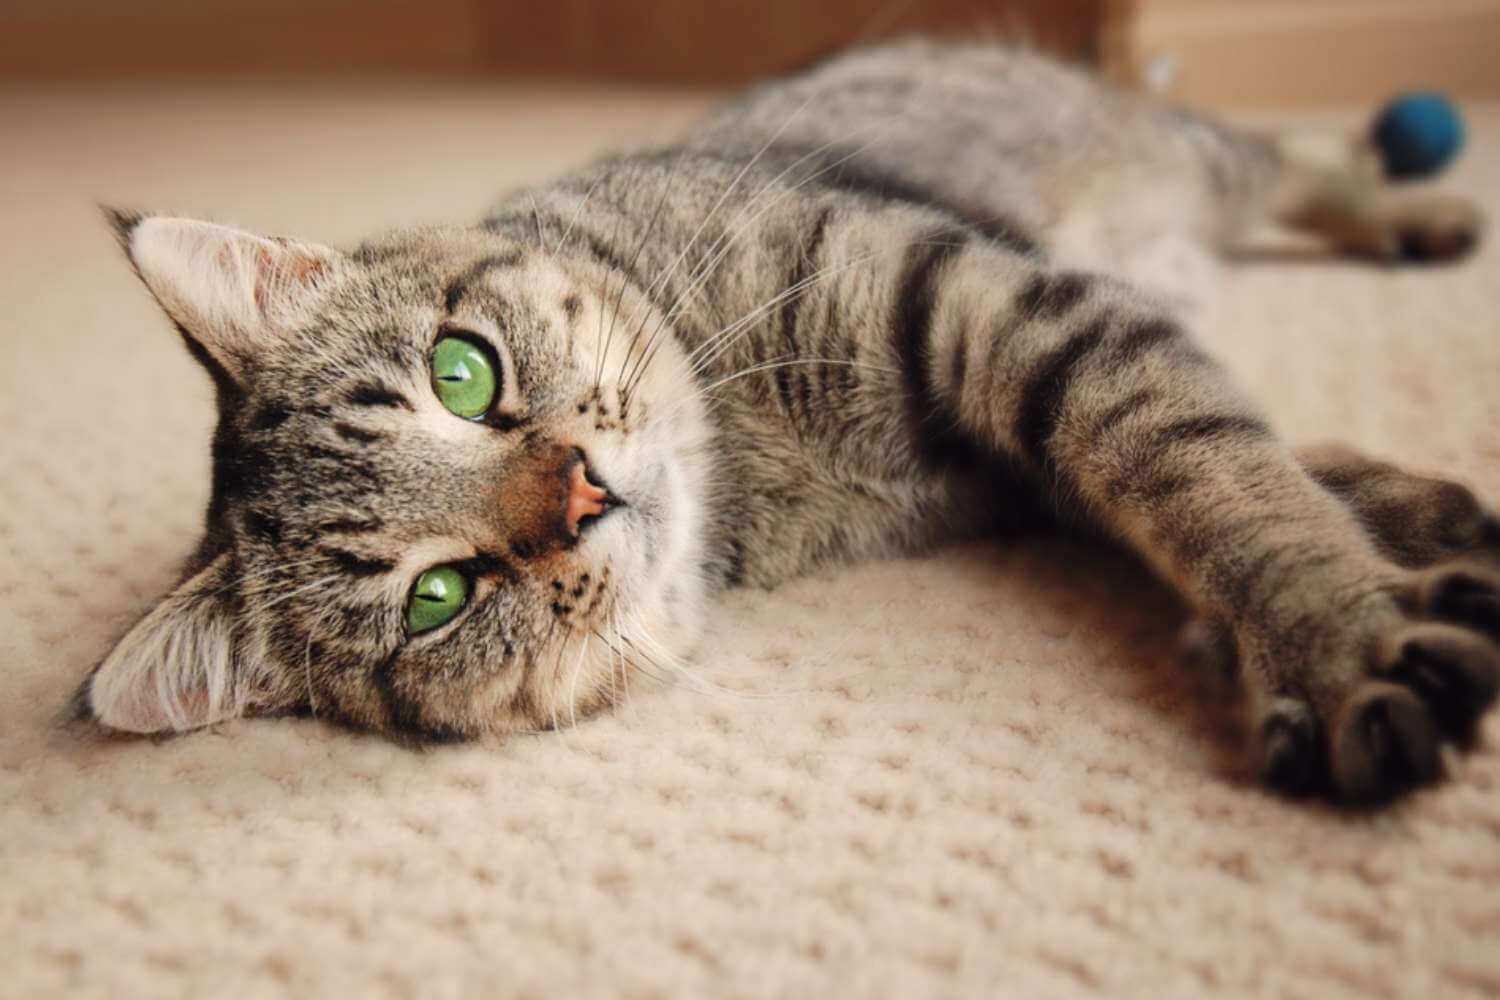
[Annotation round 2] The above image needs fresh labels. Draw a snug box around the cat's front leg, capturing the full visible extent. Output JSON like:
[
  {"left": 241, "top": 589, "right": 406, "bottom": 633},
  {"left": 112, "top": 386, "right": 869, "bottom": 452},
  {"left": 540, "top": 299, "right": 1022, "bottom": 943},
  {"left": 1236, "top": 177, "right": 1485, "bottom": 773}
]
[{"left": 901, "top": 242, "right": 1500, "bottom": 801}]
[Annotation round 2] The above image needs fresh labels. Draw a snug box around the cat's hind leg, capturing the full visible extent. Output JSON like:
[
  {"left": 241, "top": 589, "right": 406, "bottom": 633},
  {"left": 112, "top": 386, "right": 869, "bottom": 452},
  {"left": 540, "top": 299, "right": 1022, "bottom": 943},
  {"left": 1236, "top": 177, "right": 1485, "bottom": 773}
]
[{"left": 1268, "top": 129, "right": 1483, "bottom": 263}]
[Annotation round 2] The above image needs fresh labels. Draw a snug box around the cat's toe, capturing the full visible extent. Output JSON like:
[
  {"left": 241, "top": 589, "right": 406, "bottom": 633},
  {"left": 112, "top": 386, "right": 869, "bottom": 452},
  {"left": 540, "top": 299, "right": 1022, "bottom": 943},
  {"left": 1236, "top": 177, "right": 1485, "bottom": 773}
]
[
  {"left": 1395, "top": 222, "right": 1478, "bottom": 263},
  {"left": 1386, "top": 196, "right": 1484, "bottom": 264},
  {"left": 1329, "top": 682, "right": 1441, "bottom": 803},
  {"left": 1381, "top": 621, "right": 1500, "bottom": 743},
  {"left": 1326, "top": 573, "right": 1500, "bottom": 801},
  {"left": 1258, "top": 697, "right": 1321, "bottom": 795},
  {"left": 1425, "top": 487, "right": 1497, "bottom": 557},
  {"left": 1250, "top": 565, "right": 1500, "bottom": 803},
  {"left": 1420, "top": 563, "right": 1500, "bottom": 640}
]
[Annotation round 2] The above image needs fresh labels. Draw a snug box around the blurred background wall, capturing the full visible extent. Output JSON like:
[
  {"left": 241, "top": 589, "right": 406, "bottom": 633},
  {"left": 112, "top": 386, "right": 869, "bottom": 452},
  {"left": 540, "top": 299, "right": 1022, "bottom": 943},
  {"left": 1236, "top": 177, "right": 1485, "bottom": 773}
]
[{"left": 3, "top": 0, "right": 1499, "bottom": 108}]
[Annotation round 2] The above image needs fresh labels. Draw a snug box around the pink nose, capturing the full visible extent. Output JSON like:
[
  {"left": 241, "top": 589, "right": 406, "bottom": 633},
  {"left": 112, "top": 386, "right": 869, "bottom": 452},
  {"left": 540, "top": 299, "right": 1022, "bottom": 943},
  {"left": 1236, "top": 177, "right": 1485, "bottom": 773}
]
[{"left": 566, "top": 462, "right": 610, "bottom": 536}]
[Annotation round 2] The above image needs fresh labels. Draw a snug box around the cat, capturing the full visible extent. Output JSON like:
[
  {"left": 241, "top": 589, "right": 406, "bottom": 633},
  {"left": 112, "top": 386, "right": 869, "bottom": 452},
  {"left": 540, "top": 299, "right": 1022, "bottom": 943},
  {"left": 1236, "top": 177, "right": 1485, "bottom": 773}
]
[{"left": 74, "top": 40, "right": 1498, "bottom": 804}]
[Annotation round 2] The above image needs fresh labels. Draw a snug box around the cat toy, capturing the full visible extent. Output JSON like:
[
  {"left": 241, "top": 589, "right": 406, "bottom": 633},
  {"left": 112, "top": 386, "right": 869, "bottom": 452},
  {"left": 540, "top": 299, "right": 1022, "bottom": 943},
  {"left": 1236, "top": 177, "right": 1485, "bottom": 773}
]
[{"left": 1370, "top": 92, "right": 1465, "bottom": 180}]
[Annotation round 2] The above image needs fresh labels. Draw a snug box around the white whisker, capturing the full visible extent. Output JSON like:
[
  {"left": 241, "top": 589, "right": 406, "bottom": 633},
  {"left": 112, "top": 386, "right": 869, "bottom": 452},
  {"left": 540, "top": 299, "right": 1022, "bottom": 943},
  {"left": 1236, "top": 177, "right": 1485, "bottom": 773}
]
[
  {"left": 597, "top": 153, "right": 685, "bottom": 390},
  {"left": 211, "top": 556, "right": 329, "bottom": 599},
  {"left": 614, "top": 95, "right": 843, "bottom": 394},
  {"left": 558, "top": 170, "right": 608, "bottom": 253},
  {"left": 615, "top": 123, "right": 888, "bottom": 391},
  {"left": 656, "top": 358, "right": 897, "bottom": 426},
  {"left": 260, "top": 574, "right": 340, "bottom": 611},
  {"left": 566, "top": 632, "right": 591, "bottom": 733},
  {"left": 528, "top": 193, "right": 552, "bottom": 259}
]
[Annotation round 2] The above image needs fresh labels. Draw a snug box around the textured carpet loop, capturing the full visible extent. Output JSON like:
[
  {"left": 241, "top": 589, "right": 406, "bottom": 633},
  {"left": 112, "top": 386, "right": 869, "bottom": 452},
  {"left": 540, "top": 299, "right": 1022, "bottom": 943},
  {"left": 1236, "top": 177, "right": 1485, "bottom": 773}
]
[{"left": 3, "top": 92, "right": 1500, "bottom": 999}]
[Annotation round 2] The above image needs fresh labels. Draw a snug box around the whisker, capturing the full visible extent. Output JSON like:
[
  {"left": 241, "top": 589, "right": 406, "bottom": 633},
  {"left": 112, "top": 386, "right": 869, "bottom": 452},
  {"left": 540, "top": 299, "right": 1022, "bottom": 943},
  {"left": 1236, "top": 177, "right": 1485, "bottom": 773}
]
[
  {"left": 621, "top": 129, "right": 896, "bottom": 400},
  {"left": 301, "top": 604, "right": 344, "bottom": 721},
  {"left": 613, "top": 96, "right": 838, "bottom": 395},
  {"left": 592, "top": 627, "right": 675, "bottom": 690},
  {"left": 566, "top": 632, "right": 591, "bottom": 733},
  {"left": 602, "top": 608, "right": 631, "bottom": 719},
  {"left": 683, "top": 248, "right": 885, "bottom": 377},
  {"left": 622, "top": 609, "right": 851, "bottom": 703},
  {"left": 646, "top": 233, "right": 973, "bottom": 409},
  {"left": 612, "top": 128, "right": 882, "bottom": 392},
  {"left": 557, "top": 170, "right": 608, "bottom": 254},
  {"left": 595, "top": 152, "right": 682, "bottom": 392},
  {"left": 656, "top": 357, "right": 897, "bottom": 426},
  {"left": 209, "top": 556, "right": 329, "bottom": 599},
  {"left": 547, "top": 626, "right": 570, "bottom": 738},
  {"left": 528, "top": 192, "right": 552, "bottom": 259},
  {"left": 622, "top": 632, "right": 773, "bottom": 701},
  {"left": 260, "top": 574, "right": 340, "bottom": 611},
  {"left": 593, "top": 163, "right": 638, "bottom": 394},
  {"left": 611, "top": 605, "right": 759, "bottom": 700}
]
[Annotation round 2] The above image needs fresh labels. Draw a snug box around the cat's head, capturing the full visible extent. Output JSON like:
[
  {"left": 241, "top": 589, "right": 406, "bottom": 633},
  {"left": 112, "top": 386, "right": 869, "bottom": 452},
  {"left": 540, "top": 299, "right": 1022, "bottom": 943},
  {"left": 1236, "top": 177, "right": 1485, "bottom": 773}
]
[{"left": 76, "top": 212, "right": 713, "bottom": 740}]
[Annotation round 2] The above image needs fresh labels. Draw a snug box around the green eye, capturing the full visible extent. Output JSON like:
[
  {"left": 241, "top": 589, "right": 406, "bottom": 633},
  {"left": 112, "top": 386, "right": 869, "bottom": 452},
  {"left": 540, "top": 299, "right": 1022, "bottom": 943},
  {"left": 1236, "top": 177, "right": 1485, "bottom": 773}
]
[
  {"left": 431, "top": 336, "right": 497, "bottom": 419},
  {"left": 406, "top": 565, "right": 470, "bottom": 634}
]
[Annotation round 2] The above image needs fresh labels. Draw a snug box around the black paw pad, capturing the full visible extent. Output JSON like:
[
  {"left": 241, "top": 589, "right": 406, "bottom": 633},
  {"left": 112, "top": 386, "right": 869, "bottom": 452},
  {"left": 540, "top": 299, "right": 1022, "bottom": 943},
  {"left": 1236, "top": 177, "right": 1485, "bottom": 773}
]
[
  {"left": 1396, "top": 225, "right": 1479, "bottom": 264},
  {"left": 1424, "top": 566, "right": 1500, "bottom": 639},
  {"left": 1259, "top": 699, "right": 1319, "bottom": 796},
  {"left": 1386, "top": 624, "right": 1500, "bottom": 741},
  {"left": 1331, "top": 683, "right": 1440, "bottom": 803}
]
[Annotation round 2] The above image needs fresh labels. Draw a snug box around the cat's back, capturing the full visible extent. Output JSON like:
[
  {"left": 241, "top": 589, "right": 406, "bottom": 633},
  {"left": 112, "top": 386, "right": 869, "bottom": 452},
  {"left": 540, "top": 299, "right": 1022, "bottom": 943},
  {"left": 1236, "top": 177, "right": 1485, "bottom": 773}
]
[
  {"left": 684, "top": 38, "right": 1267, "bottom": 293},
  {"left": 690, "top": 40, "right": 1143, "bottom": 238}
]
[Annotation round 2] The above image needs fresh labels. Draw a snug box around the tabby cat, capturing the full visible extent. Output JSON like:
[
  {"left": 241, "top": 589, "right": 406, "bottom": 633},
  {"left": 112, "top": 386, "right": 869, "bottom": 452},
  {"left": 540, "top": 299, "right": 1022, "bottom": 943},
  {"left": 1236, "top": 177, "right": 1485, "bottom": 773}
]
[{"left": 77, "top": 41, "right": 1499, "bottom": 804}]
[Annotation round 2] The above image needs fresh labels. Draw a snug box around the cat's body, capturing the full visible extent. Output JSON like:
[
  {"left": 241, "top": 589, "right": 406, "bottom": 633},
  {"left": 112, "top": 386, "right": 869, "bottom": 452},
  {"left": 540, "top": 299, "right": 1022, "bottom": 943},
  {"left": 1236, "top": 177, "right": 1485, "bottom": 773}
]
[
  {"left": 493, "top": 44, "right": 1284, "bottom": 586},
  {"left": 79, "top": 40, "right": 1499, "bottom": 803}
]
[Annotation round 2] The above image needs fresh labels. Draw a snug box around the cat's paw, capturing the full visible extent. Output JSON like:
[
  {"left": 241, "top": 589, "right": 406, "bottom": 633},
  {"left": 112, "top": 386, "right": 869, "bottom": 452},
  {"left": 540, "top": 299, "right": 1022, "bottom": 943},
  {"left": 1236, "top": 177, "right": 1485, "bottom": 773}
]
[
  {"left": 1300, "top": 443, "right": 1500, "bottom": 569},
  {"left": 1254, "top": 562, "right": 1500, "bottom": 803},
  {"left": 1378, "top": 193, "right": 1483, "bottom": 263}
]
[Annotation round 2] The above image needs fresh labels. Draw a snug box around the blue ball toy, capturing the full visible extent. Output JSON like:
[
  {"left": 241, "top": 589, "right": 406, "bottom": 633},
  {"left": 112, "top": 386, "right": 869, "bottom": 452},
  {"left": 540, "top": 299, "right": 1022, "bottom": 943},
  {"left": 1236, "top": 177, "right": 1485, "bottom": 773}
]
[{"left": 1371, "top": 93, "right": 1465, "bottom": 180}]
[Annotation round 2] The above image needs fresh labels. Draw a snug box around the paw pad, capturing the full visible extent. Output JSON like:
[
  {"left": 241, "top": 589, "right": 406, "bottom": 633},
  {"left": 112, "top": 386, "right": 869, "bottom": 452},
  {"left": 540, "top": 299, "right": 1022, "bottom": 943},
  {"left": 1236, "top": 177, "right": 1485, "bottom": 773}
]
[
  {"left": 1382, "top": 623, "right": 1500, "bottom": 741},
  {"left": 1422, "top": 565, "right": 1500, "bottom": 639},
  {"left": 1331, "top": 682, "right": 1439, "bottom": 803},
  {"left": 1259, "top": 698, "right": 1319, "bottom": 795}
]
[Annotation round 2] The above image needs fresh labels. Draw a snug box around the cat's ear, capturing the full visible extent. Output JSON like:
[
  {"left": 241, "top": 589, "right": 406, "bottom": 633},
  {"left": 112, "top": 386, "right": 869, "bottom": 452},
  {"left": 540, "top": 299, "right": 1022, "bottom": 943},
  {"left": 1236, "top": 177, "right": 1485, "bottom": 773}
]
[
  {"left": 106, "top": 208, "right": 342, "bottom": 382},
  {"left": 78, "top": 554, "right": 268, "bottom": 733}
]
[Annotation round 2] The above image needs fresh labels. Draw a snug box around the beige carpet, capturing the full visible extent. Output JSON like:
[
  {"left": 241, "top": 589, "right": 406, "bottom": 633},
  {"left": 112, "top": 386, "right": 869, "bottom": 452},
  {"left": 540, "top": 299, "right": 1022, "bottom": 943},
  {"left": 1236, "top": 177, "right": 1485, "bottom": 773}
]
[{"left": 3, "top": 82, "right": 1499, "bottom": 999}]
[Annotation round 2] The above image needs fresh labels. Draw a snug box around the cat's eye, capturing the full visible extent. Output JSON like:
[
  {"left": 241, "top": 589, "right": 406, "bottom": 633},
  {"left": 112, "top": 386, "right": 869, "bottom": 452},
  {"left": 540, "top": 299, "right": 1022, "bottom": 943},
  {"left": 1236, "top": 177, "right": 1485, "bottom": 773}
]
[
  {"left": 431, "top": 335, "right": 497, "bottom": 419},
  {"left": 406, "top": 565, "right": 470, "bottom": 634}
]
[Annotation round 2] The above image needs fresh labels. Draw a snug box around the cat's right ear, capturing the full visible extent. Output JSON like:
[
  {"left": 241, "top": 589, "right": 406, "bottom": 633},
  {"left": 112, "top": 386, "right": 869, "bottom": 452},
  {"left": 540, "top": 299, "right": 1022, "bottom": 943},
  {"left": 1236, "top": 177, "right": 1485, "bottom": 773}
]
[{"left": 105, "top": 208, "right": 344, "bottom": 383}]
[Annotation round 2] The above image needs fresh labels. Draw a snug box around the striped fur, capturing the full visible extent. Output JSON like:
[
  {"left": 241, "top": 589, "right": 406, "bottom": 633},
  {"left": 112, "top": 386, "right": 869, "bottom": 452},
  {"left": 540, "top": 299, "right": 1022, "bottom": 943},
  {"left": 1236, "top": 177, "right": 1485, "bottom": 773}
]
[{"left": 79, "top": 41, "right": 1497, "bottom": 802}]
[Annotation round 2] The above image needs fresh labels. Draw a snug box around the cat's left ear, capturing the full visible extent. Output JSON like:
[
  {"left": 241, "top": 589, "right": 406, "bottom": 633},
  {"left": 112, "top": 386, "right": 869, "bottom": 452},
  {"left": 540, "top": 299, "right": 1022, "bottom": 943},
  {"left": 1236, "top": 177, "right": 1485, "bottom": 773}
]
[
  {"left": 74, "top": 553, "right": 273, "bottom": 734},
  {"left": 107, "top": 209, "right": 344, "bottom": 382}
]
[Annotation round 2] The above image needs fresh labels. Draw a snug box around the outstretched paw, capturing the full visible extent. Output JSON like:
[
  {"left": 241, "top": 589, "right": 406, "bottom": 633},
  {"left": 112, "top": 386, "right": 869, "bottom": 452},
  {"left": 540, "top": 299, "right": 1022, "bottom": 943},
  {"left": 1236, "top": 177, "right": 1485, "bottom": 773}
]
[{"left": 1254, "top": 563, "right": 1500, "bottom": 803}]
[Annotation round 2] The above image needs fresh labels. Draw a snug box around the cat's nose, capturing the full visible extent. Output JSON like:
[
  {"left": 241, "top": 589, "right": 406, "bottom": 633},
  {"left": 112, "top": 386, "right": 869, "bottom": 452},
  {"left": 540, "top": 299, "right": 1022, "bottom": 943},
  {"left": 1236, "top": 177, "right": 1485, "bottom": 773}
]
[
  {"left": 565, "top": 454, "right": 621, "bottom": 536},
  {"left": 566, "top": 461, "right": 607, "bottom": 535},
  {"left": 493, "top": 443, "right": 622, "bottom": 552}
]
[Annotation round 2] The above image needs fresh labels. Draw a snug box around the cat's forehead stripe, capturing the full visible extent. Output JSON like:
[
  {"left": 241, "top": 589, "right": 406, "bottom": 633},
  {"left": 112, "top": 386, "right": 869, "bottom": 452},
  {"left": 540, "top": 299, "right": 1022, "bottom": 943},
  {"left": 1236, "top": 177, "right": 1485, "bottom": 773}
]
[
  {"left": 346, "top": 383, "right": 411, "bottom": 410},
  {"left": 442, "top": 251, "right": 526, "bottom": 313},
  {"left": 318, "top": 516, "right": 383, "bottom": 535},
  {"left": 320, "top": 546, "right": 395, "bottom": 578}
]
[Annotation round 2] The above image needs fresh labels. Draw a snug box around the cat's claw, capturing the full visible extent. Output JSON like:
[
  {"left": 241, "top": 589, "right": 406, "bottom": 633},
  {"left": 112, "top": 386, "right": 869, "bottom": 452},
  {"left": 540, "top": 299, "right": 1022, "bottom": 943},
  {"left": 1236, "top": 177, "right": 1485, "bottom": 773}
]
[
  {"left": 1251, "top": 564, "right": 1500, "bottom": 804},
  {"left": 1176, "top": 450, "right": 1500, "bottom": 802}
]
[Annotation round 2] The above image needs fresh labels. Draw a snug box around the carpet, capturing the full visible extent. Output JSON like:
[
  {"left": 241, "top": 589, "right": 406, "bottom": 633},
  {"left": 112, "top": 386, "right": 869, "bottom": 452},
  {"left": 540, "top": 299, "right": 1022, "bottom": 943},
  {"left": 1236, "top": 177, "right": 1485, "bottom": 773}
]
[{"left": 2, "top": 82, "right": 1498, "bottom": 998}]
